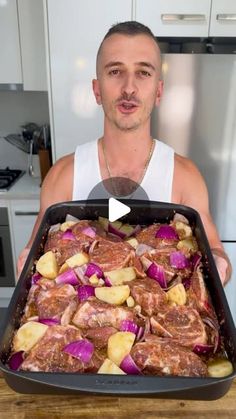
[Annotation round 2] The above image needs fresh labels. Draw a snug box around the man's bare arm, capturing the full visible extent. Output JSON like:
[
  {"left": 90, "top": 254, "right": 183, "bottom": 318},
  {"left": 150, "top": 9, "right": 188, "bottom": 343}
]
[
  {"left": 175, "top": 155, "right": 232, "bottom": 285},
  {"left": 17, "top": 154, "right": 74, "bottom": 277}
]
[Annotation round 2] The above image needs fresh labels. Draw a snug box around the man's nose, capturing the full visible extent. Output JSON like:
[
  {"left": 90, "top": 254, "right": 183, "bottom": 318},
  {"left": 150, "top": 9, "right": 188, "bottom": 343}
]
[{"left": 121, "top": 74, "right": 138, "bottom": 98}]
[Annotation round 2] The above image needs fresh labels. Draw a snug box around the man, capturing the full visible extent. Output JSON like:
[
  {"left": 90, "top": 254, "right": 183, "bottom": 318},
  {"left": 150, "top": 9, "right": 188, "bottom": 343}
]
[{"left": 17, "top": 21, "right": 231, "bottom": 284}]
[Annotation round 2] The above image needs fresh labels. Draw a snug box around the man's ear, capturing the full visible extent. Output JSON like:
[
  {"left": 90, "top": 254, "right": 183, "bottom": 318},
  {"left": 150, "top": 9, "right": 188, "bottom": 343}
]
[
  {"left": 155, "top": 79, "right": 164, "bottom": 106},
  {"left": 92, "top": 79, "right": 102, "bottom": 105}
]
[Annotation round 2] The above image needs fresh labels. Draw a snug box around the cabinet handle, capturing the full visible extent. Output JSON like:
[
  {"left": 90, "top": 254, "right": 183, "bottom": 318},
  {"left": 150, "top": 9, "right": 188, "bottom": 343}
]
[
  {"left": 216, "top": 14, "right": 236, "bottom": 22},
  {"left": 15, "top": 211, "right": 39, "bottom": 216},
  {"left": 161, "top": 14, "right": 206, "bottom": 22}
]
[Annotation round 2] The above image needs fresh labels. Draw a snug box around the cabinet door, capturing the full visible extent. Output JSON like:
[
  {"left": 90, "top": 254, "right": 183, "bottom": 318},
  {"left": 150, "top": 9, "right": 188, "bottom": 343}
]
[
  {"left": 0, "top": 0, "right": 22, "bottom": 84},
  {"left": 10, "top": 200, "right": 39, "bottom": 264},
  {"left": 18, "top": 0, "right": 47, "bottom": 91},
  {"left": 47, "top": 0, "right": 132, "bottom": 160},
  {"left": 135, "top": 0, "right": 211, "bottom": 37},
  {"left": 223, "top": 242, "right": 236, "bottom": 326},
  {"left": 209, "top": 0, "right": 236, "bottom": 36}
]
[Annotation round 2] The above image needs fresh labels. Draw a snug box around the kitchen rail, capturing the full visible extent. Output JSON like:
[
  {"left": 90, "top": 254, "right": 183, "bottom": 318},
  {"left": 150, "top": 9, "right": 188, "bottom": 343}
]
[{"left": 0, "top": 373, "right": 235, "bottom": 419}]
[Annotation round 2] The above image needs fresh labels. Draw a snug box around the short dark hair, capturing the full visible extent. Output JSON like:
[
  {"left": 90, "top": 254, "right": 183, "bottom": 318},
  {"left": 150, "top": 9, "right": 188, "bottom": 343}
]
[
  {"left": 103, "top": 21, "right": 157, "bottom": 42},
  {"left": 96, "top": 21, "right": 159, "bottom": 75}
]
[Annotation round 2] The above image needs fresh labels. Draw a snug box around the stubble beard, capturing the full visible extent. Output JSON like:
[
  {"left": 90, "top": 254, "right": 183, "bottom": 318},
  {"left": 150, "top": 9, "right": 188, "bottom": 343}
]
[{"left": 105, "top": 101, "right": 149, "bottom": 132}]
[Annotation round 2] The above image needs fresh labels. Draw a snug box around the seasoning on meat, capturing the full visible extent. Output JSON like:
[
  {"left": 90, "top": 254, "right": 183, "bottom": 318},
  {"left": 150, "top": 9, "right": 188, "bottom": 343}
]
[
  {"left": 128, "top": 278, "right": 167, "bottom": 316},
  {"left": 150, "top": 305, "right": 207, "bottom": 348},
  {"left": 72, "top": 299, "right": 134, "bottom": 329},
  {"left": 131, "top": 336, "right": 208, "bottom": 377}
]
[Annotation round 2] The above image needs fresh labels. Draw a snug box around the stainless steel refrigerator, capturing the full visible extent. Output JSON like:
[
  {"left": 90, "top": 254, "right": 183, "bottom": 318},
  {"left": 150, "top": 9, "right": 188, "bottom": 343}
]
[{"left": 152, "top": 53, "right": 236, "bottom": 324}]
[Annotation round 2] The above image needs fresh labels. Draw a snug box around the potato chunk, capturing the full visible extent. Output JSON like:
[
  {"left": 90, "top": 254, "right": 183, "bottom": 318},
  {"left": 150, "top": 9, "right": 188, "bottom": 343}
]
[
  {"left": 58, "top": 262, "right": 70, "bottom": 274},
  {"left": 98, "top": 217, "right": 122, "bottom": 231},
  {"left": 60, "top": 221, "right": 77, "bottom": 232},
  {"left": 66, "top": 252, "right": 89, "bottom": 268},
  {"left": 174, "top": 221, "right": 192, "bottom": 239},
  {"left": 107, "top": 331, "right": 136, "bottom": 366},
  {"left": 177, "top": 238, "right": 198, "bottom": 253},
  {"left": 13, "top": 321, "right": 48, "bottom": 352},
  {"left": 126, "top": 238, "right": 139, "bottom": 249},
  {"left": 36, "top": 250, "right": 58, "bottom": 279},
  {"left": 207, "top": 359, "right": 234, "bottom": 378},
  {"left": 95, "top": 285, "right": 130, "bottom": 305},
  {"left": 97, "top": 358, "right": 126, "bottom": 375},
  {"left": 167, "top": 283, "right": 187, "bottom": 306},
  {"left": 104, "top": 267, "right": 136, "bottom": 286},
  {"left": 119, "top": 224, "right": 134, "bottom": 236}
]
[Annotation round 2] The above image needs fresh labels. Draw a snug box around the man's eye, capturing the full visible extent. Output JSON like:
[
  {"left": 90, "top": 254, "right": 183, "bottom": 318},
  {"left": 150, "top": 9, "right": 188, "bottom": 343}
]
[
  {"left": 109, "top": 69, "right": 120, "bottom": 75},
  {"left": 139, "top": 70, "right": 151, "bottom": 77}
]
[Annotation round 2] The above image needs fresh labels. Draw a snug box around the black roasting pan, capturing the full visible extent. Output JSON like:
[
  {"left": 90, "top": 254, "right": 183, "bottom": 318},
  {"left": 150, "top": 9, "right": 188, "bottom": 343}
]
[{"left": 0, "top": 200, "right": 235, "bottom": 399}]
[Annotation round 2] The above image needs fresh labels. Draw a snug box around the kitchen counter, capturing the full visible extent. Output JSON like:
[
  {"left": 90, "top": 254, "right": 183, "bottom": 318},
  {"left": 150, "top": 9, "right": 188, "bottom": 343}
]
[
  {"left": 0, "top": 173, "right": 41, "bottom": 200},
  {"left": 0, "top": 374, "right": 235, "bottom": 419}
]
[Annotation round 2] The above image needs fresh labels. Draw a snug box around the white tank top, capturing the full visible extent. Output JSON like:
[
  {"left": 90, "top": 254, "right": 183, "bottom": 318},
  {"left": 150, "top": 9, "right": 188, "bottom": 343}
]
[{"left": 72, "top": 139, "right": 174, "bottom": 202}]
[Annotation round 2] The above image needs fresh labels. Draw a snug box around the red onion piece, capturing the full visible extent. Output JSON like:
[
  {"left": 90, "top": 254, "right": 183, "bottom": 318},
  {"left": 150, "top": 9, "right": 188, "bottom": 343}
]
[
  {"left": 49, "top": 223, "right": 61, "bottom": 233},
  {"left": 193, "top": 344, "right": 214, "bottom": 355},
  {"left": 74, "top": 265, "right": 88, "bottom": 284},
  {"left": 8, "top": 351, "right": 24, "bottom": 370},
  {"left": 62, "top": 229, "right": 76, "bottom": 240},
  {"left": 140, "top": 255, "right": 153, "bottom": 271},
  {"left": 136, "top": 326, "right": 144, "bottom": 341},
  {"left": 155, "top": 225, "right": 179, "bottom": 240},
  {"left": 31, "top": 273, "right": 42, "bottom": 285},
  {"left": 120, "top": 320, "right": 139, "bottom": 335},
  {"left": 170, "top": 251, "right": 190, "bottom": 269},
  {"left": 78, "top": 285, "right": 95, "bottom": 301},
  {"left": 191, "top": 253, "right": 202, "bottom": 270},
  {"left": 135, "top": 243, "right": 154, "bottom": 256},
  {"left": 85, "top": 263, "right": 103, "bottom": 278},
  {"left": 63, "top": 339, "right": 94, "bottom": 363},
  {"left": 108, "top": 223, "right": 126, "bottom": 239},
  {"left": 89, "top": 240, "right": 99, "bottom": 255},
  {"left": 203, "top": 317, "right": 220, "bottom": 353},
  {"left": 39, "top": 318, "right": 60, "bottom": 326},
  {"left": 120, "top": 354, "right": 142, "bottom": 375},
  {"left": 82, "top": 226, "right": 96, "bottom": 238},
  {"left": 104, "top": 276, "right": 112, "bottom": 287},
  {"left": 130, "top": 224, "right": 141, "bottom": 237},
  {"left": 147, "top": 262, "right": 167, "bottom": 288},
  {"left": 182, "top": 277, "right": 192, "bottom": 290},
  {"left": 55, "top": 268, "right": 79, "bottom": 286}
]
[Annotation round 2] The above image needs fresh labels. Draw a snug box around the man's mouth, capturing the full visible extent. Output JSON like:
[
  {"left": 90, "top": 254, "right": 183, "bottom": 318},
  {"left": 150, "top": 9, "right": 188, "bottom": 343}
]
[{"left": 117, "top": 101, "right": 138, "bottom": 113}]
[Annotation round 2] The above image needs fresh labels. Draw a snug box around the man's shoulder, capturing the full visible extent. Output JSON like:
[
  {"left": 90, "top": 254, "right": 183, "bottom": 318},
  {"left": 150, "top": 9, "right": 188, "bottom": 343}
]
[
  {"left": 50, "top": 153, "right": 74, "bottom": 178},
  {"left": 174, "top": 153, "right": 200, "bottom": 179}
]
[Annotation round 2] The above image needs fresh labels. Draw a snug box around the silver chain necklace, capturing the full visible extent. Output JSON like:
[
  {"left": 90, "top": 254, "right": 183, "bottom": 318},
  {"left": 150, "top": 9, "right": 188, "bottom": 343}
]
[{"left": 101, "top": 138, "right": 155, "bottom": 197}]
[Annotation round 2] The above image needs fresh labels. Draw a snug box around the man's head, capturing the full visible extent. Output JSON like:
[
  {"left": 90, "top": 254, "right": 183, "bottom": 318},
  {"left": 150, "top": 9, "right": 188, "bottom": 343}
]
[
  {"left": 93, "top": 21, "right": 163, "bottom": 133},
  {"left": 96, "top": 21, "right": 161, "bottom": 77}
]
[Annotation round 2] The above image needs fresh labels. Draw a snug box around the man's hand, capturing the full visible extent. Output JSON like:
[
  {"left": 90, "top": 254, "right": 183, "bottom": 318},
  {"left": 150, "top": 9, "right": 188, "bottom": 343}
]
[
  {"left": 212, "top": 248, "right": 232, "bottom": 286},
  {"left": 17, "top": 247, "right": 30, "bottom": 280}
]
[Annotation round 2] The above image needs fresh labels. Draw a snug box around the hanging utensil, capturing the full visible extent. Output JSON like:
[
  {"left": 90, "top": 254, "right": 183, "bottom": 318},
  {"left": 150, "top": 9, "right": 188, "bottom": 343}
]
[{"left": 28, "top": 139, "right": 35, "bottom": 177}]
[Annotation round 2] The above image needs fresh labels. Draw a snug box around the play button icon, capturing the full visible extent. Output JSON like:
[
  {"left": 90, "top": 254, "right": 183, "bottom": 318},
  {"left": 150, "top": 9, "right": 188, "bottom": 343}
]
[{"left": 108, "top": 197, "right": 131, "bottom": 222}]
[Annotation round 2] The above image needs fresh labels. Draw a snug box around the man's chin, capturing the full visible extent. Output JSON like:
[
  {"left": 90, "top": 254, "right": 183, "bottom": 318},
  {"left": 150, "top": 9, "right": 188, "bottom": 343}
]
[{"left": 114, "top": 120, "right": 140, "bottom": 132}]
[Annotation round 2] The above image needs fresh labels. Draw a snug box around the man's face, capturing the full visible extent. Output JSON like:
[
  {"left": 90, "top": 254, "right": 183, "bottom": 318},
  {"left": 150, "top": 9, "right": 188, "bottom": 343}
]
[{"left": 93, "top": 34, "right": 163, "bottom": 132}]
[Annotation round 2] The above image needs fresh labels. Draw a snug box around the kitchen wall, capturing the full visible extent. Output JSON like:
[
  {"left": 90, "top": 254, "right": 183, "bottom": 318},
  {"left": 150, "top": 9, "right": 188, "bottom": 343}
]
[{"left": 0, "top": 90, "right": 49, "bottom": 172}]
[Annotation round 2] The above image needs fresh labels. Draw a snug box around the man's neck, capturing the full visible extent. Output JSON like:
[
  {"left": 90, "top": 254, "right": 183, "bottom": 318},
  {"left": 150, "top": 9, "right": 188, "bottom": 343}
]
[{"left": 101, "top": 124, "right": 153, "bottom": 169}]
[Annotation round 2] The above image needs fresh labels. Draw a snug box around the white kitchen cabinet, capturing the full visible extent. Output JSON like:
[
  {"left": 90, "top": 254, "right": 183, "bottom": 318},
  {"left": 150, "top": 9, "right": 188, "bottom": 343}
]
[
  {"left": 9, "top": 199, "right": 39, "bottom": 268},
  {"left": 18, "top": 0, "right": 47, "bottom": 91},
  {"left": 46, "top": 0, "right": 133, "bottom": 160},
  {"left": 209, "top": 0, "right": 236, "bottom": 37},
  {"left": 0, "top": 0, "right": 22, "bottom": 84},
  {"left": 135, "top": 0, "right": 211, "bottom": 37}
]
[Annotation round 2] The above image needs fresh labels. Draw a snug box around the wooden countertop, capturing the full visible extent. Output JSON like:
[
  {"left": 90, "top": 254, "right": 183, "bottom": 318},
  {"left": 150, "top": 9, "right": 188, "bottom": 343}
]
[{"left": 0, "top": 373, "right": 235, "bottom": 419}]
